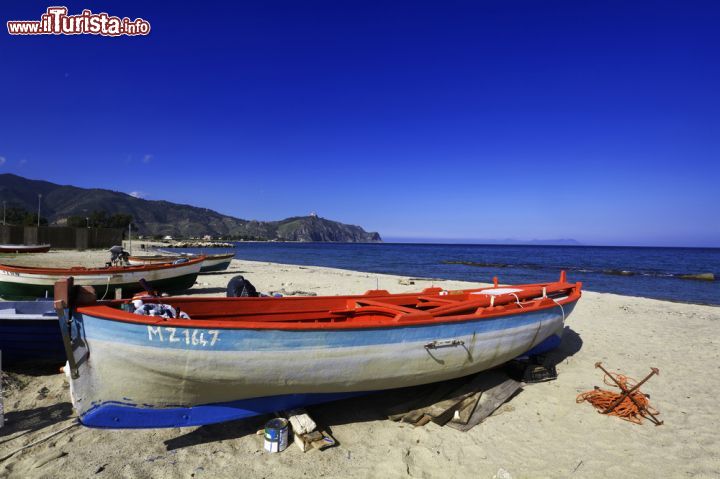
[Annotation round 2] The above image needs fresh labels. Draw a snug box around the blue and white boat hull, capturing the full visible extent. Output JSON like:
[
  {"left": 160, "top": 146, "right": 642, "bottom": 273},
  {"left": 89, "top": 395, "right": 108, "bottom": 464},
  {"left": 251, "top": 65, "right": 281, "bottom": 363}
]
[{"left": 65, "top": 300, "right": 575, "bottom": 428}]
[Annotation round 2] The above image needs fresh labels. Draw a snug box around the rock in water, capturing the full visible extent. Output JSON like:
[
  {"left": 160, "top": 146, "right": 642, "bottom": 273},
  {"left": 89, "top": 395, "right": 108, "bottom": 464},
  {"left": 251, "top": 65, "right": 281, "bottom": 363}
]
[{"left": 679, "top": 272, "right": 714, "bottom": 281}]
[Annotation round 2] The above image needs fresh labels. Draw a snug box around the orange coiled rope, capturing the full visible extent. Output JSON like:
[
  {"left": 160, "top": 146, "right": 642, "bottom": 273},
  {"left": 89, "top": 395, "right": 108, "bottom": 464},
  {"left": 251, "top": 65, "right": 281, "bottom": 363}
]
[{"left": 576, "top": 372, "right": 660, "bottom": 425}]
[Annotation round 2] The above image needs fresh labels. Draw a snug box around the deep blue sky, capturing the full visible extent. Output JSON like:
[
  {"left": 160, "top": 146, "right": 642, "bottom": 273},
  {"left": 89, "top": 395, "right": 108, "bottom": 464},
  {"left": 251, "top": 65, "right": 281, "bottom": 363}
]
[{"left": 1, "top": 1, "right": 718, "bottom": 246}]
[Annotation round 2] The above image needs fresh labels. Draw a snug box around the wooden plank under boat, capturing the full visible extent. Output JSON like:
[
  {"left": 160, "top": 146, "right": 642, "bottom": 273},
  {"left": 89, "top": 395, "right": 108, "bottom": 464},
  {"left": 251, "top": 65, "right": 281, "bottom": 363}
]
[
  {"left": 56, "top": 272, "right": 582, "bottom": 429},
  {"left": 0, "top": 300, "right": 65, "bottom": 365},
  {"left": 0, "top": 257, "right": 203, "bottom": 300},
  {"left": 0, "top": 244, "right": 51, "bottom": 253}
]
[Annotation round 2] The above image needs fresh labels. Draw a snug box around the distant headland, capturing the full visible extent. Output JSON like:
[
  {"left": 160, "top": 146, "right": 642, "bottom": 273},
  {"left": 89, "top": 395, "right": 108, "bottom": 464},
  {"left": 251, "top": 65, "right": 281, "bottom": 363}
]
[{"left": 0, "top": 174, "right": 381, "bottom": 243}]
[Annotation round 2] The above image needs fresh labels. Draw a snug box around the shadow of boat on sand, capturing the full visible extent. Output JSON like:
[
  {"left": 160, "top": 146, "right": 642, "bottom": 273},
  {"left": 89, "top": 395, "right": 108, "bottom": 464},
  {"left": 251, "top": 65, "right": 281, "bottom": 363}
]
[
  {"left": 164, "top": 326, "right": 583, "bottom": 450},
  {"left": 0, "top": 402, "right": 74, "bottom": 441}
]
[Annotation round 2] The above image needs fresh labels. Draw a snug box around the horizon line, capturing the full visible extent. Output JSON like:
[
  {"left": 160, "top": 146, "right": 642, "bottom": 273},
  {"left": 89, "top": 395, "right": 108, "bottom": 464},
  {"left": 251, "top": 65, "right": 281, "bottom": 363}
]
[{"left": 380, "top": 237, "right": 720, "bottom": 249}]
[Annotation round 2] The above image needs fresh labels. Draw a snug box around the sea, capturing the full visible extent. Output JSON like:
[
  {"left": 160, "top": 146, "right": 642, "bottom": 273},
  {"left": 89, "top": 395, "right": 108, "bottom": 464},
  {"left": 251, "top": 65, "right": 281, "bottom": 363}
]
[{"left": 175, "top": 243, "right": 720, "bottom": 306}]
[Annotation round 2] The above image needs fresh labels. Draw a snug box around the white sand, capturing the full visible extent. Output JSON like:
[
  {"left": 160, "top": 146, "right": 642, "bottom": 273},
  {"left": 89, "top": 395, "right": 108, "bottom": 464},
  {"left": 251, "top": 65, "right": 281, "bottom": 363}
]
[{"left": 1, "top": 250, "right": 719, "bottom": 478}]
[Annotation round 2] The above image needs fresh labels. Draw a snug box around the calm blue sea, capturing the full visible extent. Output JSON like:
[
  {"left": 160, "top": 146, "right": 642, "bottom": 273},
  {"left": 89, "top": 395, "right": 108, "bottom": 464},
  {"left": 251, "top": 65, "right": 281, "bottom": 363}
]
[{"left": 177, "top": 243, "right": 720, "bottom": 305}]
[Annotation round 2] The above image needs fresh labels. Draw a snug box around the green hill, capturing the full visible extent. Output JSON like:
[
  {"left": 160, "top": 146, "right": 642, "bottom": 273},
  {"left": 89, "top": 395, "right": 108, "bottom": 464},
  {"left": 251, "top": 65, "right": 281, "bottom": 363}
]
[{"left": 0, "top": 174, "right": 382, "bottom": 242}]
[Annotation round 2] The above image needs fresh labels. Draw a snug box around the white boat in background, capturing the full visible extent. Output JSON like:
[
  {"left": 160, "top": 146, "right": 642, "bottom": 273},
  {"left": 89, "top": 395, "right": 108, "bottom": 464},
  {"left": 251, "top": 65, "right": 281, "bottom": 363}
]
[
  {"left": 128, "top": 253, "right": 234, "bottom": 272},
  {"left": 197, "top": 253, "right": 234, "bottom": 272},
  {"left": 127, "top": 254, "right": 183, "bottom": 266},
  {"left": 0, "top": 243, "right": 51, "bottom": 253}
]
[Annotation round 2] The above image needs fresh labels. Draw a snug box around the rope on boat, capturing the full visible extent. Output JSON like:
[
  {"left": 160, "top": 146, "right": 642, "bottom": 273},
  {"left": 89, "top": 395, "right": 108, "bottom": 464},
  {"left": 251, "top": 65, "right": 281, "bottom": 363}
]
[
  {"left": 99, "top": 275, "right": 111, "bottom": 301},
  {"left": 551, "top": 298, "right": 565, "bottom": 322},
  {"left": 511, "top": 293, "right": 524, "bottom": 308},
  {"left": 576, "top": 372, "right": 660, "bottom": 425}
]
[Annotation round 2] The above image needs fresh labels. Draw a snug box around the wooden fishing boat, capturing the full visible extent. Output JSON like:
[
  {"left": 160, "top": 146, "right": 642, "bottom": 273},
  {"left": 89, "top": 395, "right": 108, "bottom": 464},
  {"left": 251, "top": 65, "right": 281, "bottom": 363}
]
[
  {"left": 0, "top": 244, "right": 51, "bottom": 253},
  {"left": 0, "top": 257, "right": 203, "bottom": 300},
  {"left": 127, "top": 254, "right": 182, "bottom": 265},
  {"left": 128, "top": 253, "right": 234, "bottom": 273},
  {"left": 197, "top": 253, "right": 234, "bottom": 272},
  {"left": 0, "top": 300, "right": 65, "bottom": 364},
  {"left": 56, "top": 273, "right": 581, "bottom": 429}
]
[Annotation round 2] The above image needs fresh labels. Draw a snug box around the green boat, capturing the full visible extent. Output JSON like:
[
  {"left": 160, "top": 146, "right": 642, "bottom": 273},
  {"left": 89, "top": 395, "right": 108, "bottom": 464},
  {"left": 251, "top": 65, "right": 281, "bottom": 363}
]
[{"left": 0, "top": 257, "right": 204, "bottom": 300}]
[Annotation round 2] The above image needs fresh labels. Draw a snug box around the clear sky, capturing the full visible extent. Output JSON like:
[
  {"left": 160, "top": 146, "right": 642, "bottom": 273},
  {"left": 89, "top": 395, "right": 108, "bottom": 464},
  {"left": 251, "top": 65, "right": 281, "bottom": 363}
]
[{"left": 1, "top": 1, "right": 718, "bottom": 246}]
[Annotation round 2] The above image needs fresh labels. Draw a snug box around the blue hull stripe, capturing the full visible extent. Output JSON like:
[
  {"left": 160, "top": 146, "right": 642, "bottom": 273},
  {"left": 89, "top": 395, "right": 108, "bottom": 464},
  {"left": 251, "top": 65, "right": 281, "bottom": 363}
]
[
  {"left": 523, "top": 334, "right": 562, "bottom": 356},
  {"left": 81, "top": 392, "right": 364, "bottom": 428}
]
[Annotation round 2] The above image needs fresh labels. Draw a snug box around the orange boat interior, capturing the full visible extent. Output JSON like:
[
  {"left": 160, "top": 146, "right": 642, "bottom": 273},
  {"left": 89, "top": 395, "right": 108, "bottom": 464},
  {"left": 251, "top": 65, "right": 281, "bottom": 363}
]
[{"left": 71, "top": 273, "right": 583, "bottom": 330}]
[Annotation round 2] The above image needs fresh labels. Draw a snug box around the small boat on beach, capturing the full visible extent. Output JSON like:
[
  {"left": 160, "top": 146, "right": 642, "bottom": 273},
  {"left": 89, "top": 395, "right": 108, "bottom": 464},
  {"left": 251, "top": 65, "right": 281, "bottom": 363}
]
[
  {"left": 126, "top": 254, "right": 183, "bottom": 265},
  {"left": 128, "top": 253, "right": 234, "bottom": 273},
  {"left": 56, "top": 273, "right": 581, "bottom": 429},
  {"left": 0, "top": 244, "right": 51, "bottom": 254},
  {"left": 197, "top": 253, "right": 234, "bottom": 272},
  {"left": 0, "top": 257, "right": 204, "bottom": 300},
  {"left": 0, "top": 300, "right": 65, "bottom": 365}
]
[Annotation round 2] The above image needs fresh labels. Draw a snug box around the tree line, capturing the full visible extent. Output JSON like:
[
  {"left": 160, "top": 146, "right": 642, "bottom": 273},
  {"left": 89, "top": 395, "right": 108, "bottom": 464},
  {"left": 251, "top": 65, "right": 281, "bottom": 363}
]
[
  {"left": 1, "top": 207, "right": 132, "bottom": 229},
  {"left": 2, "top": 206, "right": 48, "bottom": 226},
  {"left": 66, "top": 210, "right": 133, "bottom": 228}
]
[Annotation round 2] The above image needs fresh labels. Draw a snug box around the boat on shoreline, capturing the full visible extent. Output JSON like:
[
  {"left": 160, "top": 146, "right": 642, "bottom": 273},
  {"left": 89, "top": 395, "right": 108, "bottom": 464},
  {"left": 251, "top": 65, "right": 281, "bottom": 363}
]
[
  {"left": 128, "top": 253, "right": 234, "bottom": 273},
  {"left": 0, "top": 257, "right": 203, "bottom": 300},
  {"left": 126, "top": 254, "right": 182, "bottom": 265},
  {"left": 56, "top": 273, "right": 581, "bottom": 429},
  {"left": 0, "top": 244, "right": 51, "bottom": 254},
  {"left": 197, "top": 253, "right": 234, "bottom": 272}
]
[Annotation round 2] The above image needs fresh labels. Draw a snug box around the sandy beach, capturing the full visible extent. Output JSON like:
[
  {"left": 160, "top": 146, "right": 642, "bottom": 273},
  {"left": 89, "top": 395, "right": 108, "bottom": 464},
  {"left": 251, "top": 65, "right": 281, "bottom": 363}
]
[{"left": 1, "top": 250, "right": 719, "bottom": 479}]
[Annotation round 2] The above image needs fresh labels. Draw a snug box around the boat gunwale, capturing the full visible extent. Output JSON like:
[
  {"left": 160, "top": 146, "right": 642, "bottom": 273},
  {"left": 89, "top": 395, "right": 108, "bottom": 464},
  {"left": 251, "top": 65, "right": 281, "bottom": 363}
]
[
  {"left": 201, "top": 253, "right": 235, "bottom": 260},
  {"left": 0, "top": 256, "right": 205, "bottom": 276},
  {"left": 76, "top": 282, "right": 581, "bottom": 331},
  {"left": 127, "top": 255, "right": 182, "bottom": 261},
  {"left": 128, "top": 253, "right": 233, "bottom": 262}
]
